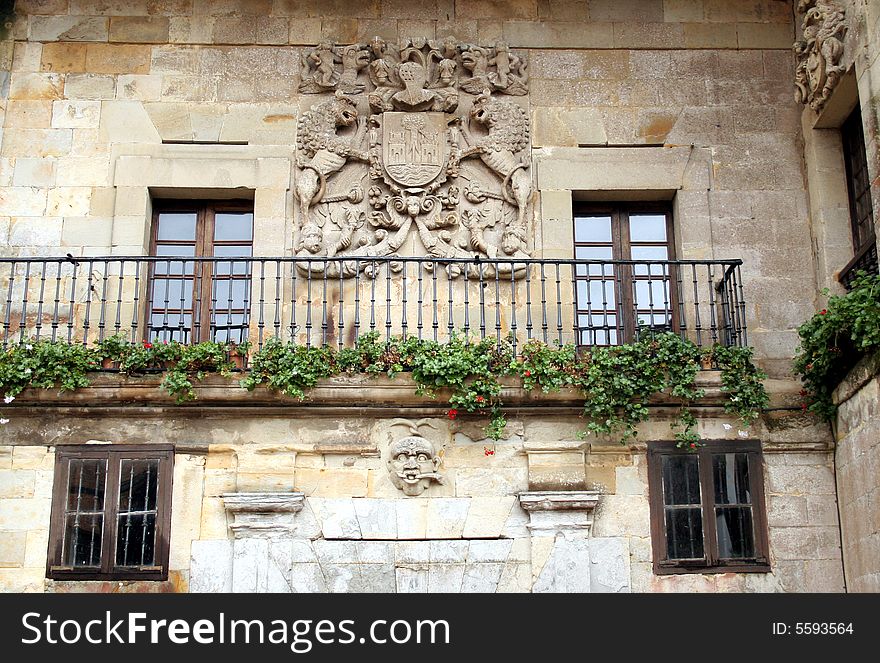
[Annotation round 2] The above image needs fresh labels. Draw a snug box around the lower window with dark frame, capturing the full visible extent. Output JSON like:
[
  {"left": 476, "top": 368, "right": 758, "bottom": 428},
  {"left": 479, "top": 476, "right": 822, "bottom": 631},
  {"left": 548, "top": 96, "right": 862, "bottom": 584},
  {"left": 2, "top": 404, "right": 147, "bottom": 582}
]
[
  {"left": 47, "top": 445, "right": 173, "bottom": 581},
  {"left": 647, "top": 440, "right": 770, "bottom": 575}
]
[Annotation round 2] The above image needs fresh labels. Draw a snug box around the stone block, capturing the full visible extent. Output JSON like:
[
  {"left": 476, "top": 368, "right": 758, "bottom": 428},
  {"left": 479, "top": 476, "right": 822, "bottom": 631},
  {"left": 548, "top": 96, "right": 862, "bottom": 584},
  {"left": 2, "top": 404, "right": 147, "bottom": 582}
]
[
  {"left": 0, "top": 568, "right": 46, "bottom": 593},
  {"left": 116, "top": 74, "right": 163, "bottom": 101},
  {"left": 6, "top": 100, "right": 51, "bottom": 130},
  {"left": 232, "top": 538, "right": 268, "bottom": 592},
  {"left": 395, "top": 499, "right": 429, "bottom": 539},
  {"left": 288, "top": 18, "right": 322, "bottom": 45},
  {"left": 766, "top": 464, "right": 836, "bottom": 496},
  {"left": 458, "top": 0, "right": 537, "bottom": 19},
  {"left": 24, "top": 527, "right": 50, "bottom": 568},
  {"left": 591, "top": 495, "right": 650, "bottom": 538},
  {"left": 85, "top": 44, "right": 152, "bottom": 74},
  {"left": 51, "top": 100, "right": 101, "bottom": 129},
  {"left": 40, "top": 43, "right": 87, "bottom": 74},
  {"left": 12, "top": 156, "right": 56, "bottom": 187},
  {"left": 198, "top": 497, "right": 229, "bottom": 540},
  {"left": 736, "top": 21, "right": 793, "bottom": 49},
  {"left": 0, "top": 448, "right": 13, "bottom": 471},
  {"left": 0, "top": 530, "right": 26, "bottom": 568},
  {"left": 767, "top": 494, "right": 809, "bottom": 526},
  {"left": 462, "top": 496, "right": 515, "bottom": 538},
  {"left": 682, "top": 22, "right": 738, "bottom": 48},
  {"left": 213, "top": 17, "right": 258, "bottom": 44},
  {"left": 321, "top": 18, "right": 358, "bottom": 43},
  {"left": 588, "top": 537, "right": 631, "bottom": 592},
  {"left": 47, "top": 186, "right": 91, "bottom": 216},
  {"left": 310, "top": 497, "right": 362, "bottom": 539},
  {"left": 288, "top": 562, "right": 327, "bottom": 593},
  {"left": 2, "top": 128, "right": 72, "bottom": 158},
  {"left": 16, "top": 0, "right": 69, "bottom": 14},
  {"left": 353, "top": 498, "right": 398, "bottom": 539},
  {"left": 0, "top": 470, "right": 36, "bottom": 499},
  {"left": 428, "top": 540, "right": 469, "bottom": 563},
  {"left": 468, "top": 539, "right": 513, "bottom": 563},
  {"left": 614, "top": 464, "right": 646, "bottom": 496},
  {"left": 425, "top": 497, "right": 470, "bottom": 538},
  {"left": 455, "top": 467, "right": 528, "bottom": 496},
  {"left": 64, "top": 73, "right": 116, "bottom": 100},
  {"left": 109, "top": 17, "right": 171, "bottom": 43},
  {"left": 9, "top": 73, "right": 63, "bottom": 100},
  {"left": 99, "top": 101, "right": 162, "bottom": 143},
  {"left": 532, "top": 107, "right": 608, "bottom": 148},
  {"left": 427, "top": 563, "right": 465, "bottom": 592},
  {"left": 503, "top": 20, "right": 614, "bottom": 49},
  {"left": 461, "top": 562, "right": 505, "bottom": 592},
  {"left": 190, "top": 539, "right": 233, "bottom": 593},
  {"left": 0, "top": 497, "right": 52, "bottom": 530},
  {"left": 30, "top": 16, "right": 110, "bottom": 42},
  {"left": 526, "top": 450, "right": 586, "bottom": 490},
  {"left": 396, "top": 566, "right": 429, "bottom": 593},
  {"left": 613, "top": 21, "right": 684, "bottom": 48},
  {"left": 56, "top": 156, "right": 110, "bottom": 186},
  {"left": 169, "top": 454, "right": 204, "bottom": 570},
  {"left": 533, "top": 533, "right": 591, "bottom": 592},
  {"left": 295, "top": 467, "right": 368, "bottom": 497}
]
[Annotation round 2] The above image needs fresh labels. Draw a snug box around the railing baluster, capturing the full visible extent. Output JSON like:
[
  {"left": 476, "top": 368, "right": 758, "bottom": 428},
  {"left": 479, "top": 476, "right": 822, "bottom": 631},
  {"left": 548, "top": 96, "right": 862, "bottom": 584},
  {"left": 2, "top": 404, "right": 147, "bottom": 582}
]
[
  {"left": 447, "top": 267, "right": 454, "bottom": 341},
  {"left": 554, "top": 262, "right": 562, "bottom": 346},
  {"left": 3, "top": 262, "right": 15, "bottom": 347},
  {"left": 706, "top": 263, "right": 718, "bottom": 345},
  {"left": 525, "top": 263, "right": 533, "bottom": 341},
  {"left": 385, "top": 261, "right": 392, "bottom": 343},
  {"left": 510, "top": 261, "right": 518, "bottom": 353},
  {"left": 353, "top": 260, "right": 361, "bottom": 340},
  {"left": 258, "top": 259, "right": 266, "bottom": 348},
  {"left": 35, "top": 261, "right": 48, "bottom": 342},
  {"left": 416, "top": 260, "right": 423, "bottom": 340},
  {"left": 67, "top": 260, "right": 78, "bottom": 344},
  {"left": 736, "top": 264, "right": 748, "bottom": 346},
  {"left": 540, "top": 262, "right": 548, "bottom": 343},
  {"left": 369, "top": 261, "right": 376, "bottom": 336},
  {"left": 113, "top": 260, "right": 124, "bottom": 337},
  {"left": 19, "top": 261, "right": 31, "bottom": 343},
  {"left": 97, "top": 260, "right": 109, "bottom": 343},
  {"left": 82, "top": 260, "right": 94, "bottom": 346},
  {"left": 431, "top": 264, "right": 438, "bottom": 342},
  {"left": 691, "top": 263, "right": 702, "bottom": 348},
  {"left": 290, "top": 262, "right": 298, "bottom": 342},
  {"left": 338, "top": 261, "right": 345, "bottom": 350},
  {"left": 401, "top": 260, "right": 408, "bottom": 339},
  {"left": 131, "top": 260, "right": 140, "bottom": 343},
  {"left": 274, "top": 260, "right": 282, "bottom": 341},
  {"left": 478, "top": 260, "right": 486, "bottom": 340},
  {"left": 52, "top": 261, "right": 63, "bottom": 342},
  {"left": 305, "top": 266, "right": 313, "bottom": 348}
]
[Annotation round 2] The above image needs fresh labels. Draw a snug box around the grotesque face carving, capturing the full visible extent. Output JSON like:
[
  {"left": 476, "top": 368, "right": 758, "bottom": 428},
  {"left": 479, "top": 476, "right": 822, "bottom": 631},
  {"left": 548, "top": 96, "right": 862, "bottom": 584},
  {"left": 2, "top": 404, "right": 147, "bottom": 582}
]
[{"left": 387, "top": 436, "right": 443, "bottom": 496}]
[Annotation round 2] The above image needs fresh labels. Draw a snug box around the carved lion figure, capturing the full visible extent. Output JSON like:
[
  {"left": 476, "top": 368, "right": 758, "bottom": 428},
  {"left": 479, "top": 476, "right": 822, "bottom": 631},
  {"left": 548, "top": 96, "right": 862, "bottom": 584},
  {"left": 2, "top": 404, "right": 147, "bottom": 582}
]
[
  {"left": 461, "top": 94, "right": 531, "bottom": 252},
  {"left": 295, "top": 93, "right": 369, "bottom": 236}
]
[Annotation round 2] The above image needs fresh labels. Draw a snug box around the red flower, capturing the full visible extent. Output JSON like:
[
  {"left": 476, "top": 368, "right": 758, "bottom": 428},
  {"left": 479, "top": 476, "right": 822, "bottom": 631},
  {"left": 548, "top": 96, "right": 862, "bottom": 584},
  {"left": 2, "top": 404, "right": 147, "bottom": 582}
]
[
  {"left": 806, "top": 363, "right": 812, "bottom": 370},
  {"left": 447, "top": 409, "right": 458, "bottom": 420},
  {"left": 475, "top": 395, "right": 485, "bottom": 403},
  {"left": 801, "top": 403, "right": 808, "bottom": 412},
  {"left": 484, "top": 447, "right": 495, "bottom": 456},
  {"left": 142, "top": 341, "right": 153, "bottom": 349},
  {"left": 524, "top": 370, "right": 531, "bottom": 377},
  {"left": 819, "top": 309, "right": 827, "bottom": 315},
  {"left": 689, "top": 443, "right": 696, "bottom": 449}
]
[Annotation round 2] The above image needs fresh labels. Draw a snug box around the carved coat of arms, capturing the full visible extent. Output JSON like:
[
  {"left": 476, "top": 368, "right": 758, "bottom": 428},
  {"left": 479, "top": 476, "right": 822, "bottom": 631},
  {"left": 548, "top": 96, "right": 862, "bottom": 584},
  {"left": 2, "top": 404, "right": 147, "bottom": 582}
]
[
  {"left": 793, "top": 0, "right": 848, "bottom": 112},
  {"left": 293, "top": 38, "right": 532, "bottom": 279}
]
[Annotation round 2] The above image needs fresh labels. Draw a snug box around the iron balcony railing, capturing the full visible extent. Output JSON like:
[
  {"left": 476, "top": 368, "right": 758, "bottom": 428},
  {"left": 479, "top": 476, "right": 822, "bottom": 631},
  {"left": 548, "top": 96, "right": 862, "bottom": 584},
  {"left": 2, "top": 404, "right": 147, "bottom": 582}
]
[{"left": 0, "top": 255, "right": 747, "bottom": 353}]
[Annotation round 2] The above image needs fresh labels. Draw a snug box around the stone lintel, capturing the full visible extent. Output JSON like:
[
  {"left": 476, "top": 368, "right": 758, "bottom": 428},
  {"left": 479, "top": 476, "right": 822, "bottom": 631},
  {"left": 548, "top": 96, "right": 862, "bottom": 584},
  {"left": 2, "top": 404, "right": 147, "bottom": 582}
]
[{"left": 222, "top": 491, "right": 305, "bottom": 539}]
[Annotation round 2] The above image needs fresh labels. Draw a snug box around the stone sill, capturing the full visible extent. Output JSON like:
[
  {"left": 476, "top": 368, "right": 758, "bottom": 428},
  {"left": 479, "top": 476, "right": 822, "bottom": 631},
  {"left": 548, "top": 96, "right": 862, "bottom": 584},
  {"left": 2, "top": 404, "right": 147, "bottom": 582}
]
[
  {"left": 832, "top": 351, "right": 880, "bottom": 405},
  {"left": 3, "top": 371, "right": 801, "bottom": 412}
]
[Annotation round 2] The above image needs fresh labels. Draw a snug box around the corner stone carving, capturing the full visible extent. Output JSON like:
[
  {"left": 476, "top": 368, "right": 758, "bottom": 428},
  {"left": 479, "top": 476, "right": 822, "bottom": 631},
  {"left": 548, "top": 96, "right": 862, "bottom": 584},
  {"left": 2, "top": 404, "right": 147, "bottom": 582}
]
[
  {"left": 294, "top": 37, "right": 533, "bottom": 279},
  {"left": 794, "top": 0, "right": 848, "bottom": 112}
]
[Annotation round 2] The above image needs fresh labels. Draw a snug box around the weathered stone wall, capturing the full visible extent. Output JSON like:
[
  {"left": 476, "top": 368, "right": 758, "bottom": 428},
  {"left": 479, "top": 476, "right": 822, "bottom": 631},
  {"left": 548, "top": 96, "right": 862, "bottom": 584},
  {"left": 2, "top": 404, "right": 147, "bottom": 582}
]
[
  {"left": 0, "top": 373, "right": 845, "bottom": 593},
  {"left": 833, "top": 353, "right": 880, "bottom": 592},
  {"left": 0, "top": 1, "right": 853, "bottom": 593}
]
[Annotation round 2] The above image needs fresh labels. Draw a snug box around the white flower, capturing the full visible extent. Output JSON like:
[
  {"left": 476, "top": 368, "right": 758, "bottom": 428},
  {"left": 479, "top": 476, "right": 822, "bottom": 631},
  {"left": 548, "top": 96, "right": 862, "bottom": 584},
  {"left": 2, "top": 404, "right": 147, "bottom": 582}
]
[
  {"left": 738, "top": 430, "right": 749, "bottom": 438},
  {"left": 2, "top": 395, "right": 13, "bottom": 404},
  {"left": 722, "top": 423, "right": 732, "bottom": 430},
  {"left": 24, "top": 344, "right": 32, "bottom": 350},
  {"left": 23, "top": 368, "right": 31, "bottom": 375},
  {"left": 0, "top": 419, "right": 9, "bottom": 425}
]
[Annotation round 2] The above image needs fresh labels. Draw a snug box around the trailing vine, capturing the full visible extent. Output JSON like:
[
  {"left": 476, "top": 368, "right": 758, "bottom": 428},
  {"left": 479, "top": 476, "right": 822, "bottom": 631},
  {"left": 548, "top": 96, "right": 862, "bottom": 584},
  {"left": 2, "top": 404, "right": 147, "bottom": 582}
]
[
  {"left": 1, "top": 331, "right": 769, "bottom": 448},
  {"left": 794, "top": 271, "right": 880, "bottom": 420}
]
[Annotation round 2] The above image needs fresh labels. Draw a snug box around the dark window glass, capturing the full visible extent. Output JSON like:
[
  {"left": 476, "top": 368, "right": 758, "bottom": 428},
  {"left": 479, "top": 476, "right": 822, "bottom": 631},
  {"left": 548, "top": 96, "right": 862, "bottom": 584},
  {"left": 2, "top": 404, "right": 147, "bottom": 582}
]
[
  {"left": 648, "top": 441, "right": 769, "bottom": 574},
  {"left": 842, "top": 106, "right": 875, "bottom": 253}
]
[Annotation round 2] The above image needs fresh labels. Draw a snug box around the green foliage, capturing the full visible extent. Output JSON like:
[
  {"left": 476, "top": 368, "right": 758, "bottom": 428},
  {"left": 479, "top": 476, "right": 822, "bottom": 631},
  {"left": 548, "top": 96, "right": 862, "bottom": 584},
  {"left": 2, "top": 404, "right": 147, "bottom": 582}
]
[
  {"left": 241, "top": 337, "right": 336, "bottom": 399},
  {"left": 0, "top": 340, "right": 99, "bottom": 398},
  {"left": 794, "top": 271, "right": 880, "bottom": 420},
  {"left": 1, "top": 331, "right": 770, "bottom": 450}
]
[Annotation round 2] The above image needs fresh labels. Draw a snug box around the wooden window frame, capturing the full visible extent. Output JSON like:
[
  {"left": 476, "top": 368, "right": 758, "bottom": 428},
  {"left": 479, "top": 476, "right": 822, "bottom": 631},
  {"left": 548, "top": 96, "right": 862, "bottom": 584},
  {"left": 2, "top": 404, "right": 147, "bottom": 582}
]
[
  {"left": 573, "top": 202, "right": 678, "bottom": 345},
  {"left": 148, "top": 199, "right": 254, "bottom": 344},
  {"left": 647, "top": 440, "right": 771, "bottom": 575},
  {"left": 47, "top": 445, "right": 174, "bottom": 581}
]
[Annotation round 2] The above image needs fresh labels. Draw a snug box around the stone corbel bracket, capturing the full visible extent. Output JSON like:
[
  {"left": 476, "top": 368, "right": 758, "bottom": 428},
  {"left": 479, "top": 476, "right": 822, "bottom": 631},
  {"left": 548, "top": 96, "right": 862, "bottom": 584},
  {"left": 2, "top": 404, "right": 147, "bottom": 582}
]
[
  {"left": 518, "top": 490, "right": 601, "bottom": 536},
  {"left": 222, "top": 492, "right": 305, "bottom": 539}
]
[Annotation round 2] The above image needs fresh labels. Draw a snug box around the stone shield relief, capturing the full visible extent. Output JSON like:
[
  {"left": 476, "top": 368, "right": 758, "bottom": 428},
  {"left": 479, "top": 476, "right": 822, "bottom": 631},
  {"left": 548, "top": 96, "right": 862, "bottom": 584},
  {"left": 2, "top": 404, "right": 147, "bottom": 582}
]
[{"left": 294, "top": 38, "right": 533, "bottom": 279}]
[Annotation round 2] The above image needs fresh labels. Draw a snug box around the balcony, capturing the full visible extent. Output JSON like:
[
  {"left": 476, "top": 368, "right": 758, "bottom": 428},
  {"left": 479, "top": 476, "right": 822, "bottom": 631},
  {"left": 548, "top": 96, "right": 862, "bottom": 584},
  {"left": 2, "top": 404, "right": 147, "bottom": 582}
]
[{"left": 0, "top": 255, "right": 747, "bottom": 352}]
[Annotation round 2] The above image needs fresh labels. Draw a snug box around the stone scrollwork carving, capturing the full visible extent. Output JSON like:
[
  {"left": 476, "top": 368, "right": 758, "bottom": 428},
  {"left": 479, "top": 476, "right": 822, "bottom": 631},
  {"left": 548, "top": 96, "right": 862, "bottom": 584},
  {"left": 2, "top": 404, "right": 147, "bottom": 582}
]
[
  {"left": 294, "top": 37, "right": 533, "bottom": 279},
  {"left": 794, "top": 0, "right": 848, "bottom": 112}
]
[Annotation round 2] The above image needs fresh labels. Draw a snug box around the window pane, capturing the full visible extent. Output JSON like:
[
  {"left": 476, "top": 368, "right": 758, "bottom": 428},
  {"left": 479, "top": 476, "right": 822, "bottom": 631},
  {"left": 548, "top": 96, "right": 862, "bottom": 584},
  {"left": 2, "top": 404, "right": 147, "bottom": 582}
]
[
  {"left": 715, "top": 506, "right": 755, "bottom": 559},
  {"left": 214, "top": 213, "right": 254, "bottom": 241},
  {"left": 212, "top": 279, "right": 250, "bottom": 309},
  {"left": 713, "top": 453, "right": 751, "bottom": 505},
  {"left": 156, "top": 213, "right": 197, "bottom": 241},
  {"left": 661, "top": 454, "right": 701, "bottom": 505},
  {"left": 574, "top": 215, "right": 612, "bottom": 243},
  {"left": 665, "top": 507, "right": 704, "bottom": 560},
  {"left": 64, "top": 513, "right": 103, "bottom": 567},
  {"left": 116, "top": 514, "right": 156, "bottom": 567},
  {"left": 634, "top": 280, "right": 670, "bottom": 309},
  {"left": 577, "top": 280, "right": 617, "bottom": 310},
  {"left": 151, "top": 279, "right": 193, "bottom": 309},
  {"left": 150, "top": 313, "right": 193, "bottom": 343},
  {"left": 629, "top": 214, "right": 667, "bottom": 242}
]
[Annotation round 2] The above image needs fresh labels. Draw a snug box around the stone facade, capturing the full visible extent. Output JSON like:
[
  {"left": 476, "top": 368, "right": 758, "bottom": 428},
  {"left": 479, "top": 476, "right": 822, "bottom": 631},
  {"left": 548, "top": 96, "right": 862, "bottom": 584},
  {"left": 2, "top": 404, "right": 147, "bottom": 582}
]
[{"left": 1, "top": 0, "right": 877, "bottom": 594}]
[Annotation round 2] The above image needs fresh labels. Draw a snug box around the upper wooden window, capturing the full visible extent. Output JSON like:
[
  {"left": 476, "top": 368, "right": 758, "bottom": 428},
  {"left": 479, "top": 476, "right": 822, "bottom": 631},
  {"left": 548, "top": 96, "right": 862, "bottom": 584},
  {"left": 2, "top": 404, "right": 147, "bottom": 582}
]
[
  {"left": 647, "top": 440, "right": 770, "bottom": 575},
  {"left": 842, "top": 106, "right": 875, "bottom": 254},
  {"left": 573, "top": 203, "right": 677, "bottom": 345},
  {"left": 47, "top": 445, "right": 174, "bottom": 581},
  {"left": 148, "top": 200, "right": 254, "bottom": 344}
]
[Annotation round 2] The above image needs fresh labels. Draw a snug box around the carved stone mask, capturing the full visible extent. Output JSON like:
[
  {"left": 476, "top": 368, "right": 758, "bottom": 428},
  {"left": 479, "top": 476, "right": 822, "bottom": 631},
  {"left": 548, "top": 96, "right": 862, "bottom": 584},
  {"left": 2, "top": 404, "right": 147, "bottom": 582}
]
[{"left": 387, "top": 436, "right": 443, "bottom": 496}]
